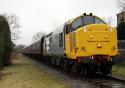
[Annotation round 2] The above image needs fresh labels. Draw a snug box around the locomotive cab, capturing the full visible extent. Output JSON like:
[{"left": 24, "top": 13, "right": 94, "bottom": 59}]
[{"left": 65, "top": 14, "right": 118, "bottom": 65}]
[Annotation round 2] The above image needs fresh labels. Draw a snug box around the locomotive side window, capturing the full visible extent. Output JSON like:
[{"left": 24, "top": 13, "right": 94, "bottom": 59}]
[
  {"left": 66, "top": 25, "right": 70, "bottom": 34},
  {"left": 59, "top": 33, "right": 63, "bottom": 47},
  {"left": 65, "top": 24, "right": 74, "bottom": 34},
  {"left": 72, "top": 17, "right": 82, "bottom": 29}
]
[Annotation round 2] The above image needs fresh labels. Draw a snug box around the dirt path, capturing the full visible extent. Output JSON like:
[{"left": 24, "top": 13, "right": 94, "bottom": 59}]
[{"left": 0, "top": 54, "right": 71, "bottom": 88}]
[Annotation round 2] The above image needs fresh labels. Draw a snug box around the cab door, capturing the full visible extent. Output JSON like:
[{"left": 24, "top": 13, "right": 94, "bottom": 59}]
[
  {"left": 64, "top": 24, "right": 71, "bottom": 58},
  {"left": 65, "top": 17, "right": 83, "bottom": 59},
  {"left": 65, "top": 24, "right": 77, "bottom": 59}
]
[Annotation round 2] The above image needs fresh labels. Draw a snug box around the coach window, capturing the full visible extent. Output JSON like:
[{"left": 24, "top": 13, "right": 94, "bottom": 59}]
[
  {"left": 72, "top": 17, "right": 83, "bottom": 29},
  {"left": 59, "top": 33, "right": 63, "bottom": 47}
]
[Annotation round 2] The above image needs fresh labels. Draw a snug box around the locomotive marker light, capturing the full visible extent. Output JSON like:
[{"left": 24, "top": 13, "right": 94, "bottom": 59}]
[
  {"left": 109, "top": 27, "right": 113, "bottom": 32},
  {"left": 84, "top": 28, "right": 87, "bottom": 32},
  {"left": 89, "top": 35, "right": 94, "bottom": 39},
  {"left": 104, "top": 35, "right": 108, "bottom": 39}
]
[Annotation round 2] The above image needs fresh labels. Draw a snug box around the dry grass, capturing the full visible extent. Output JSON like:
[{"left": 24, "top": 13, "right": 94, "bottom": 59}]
[
  {"left": 0, "top": 72, "right": 3, "bottom": 80},
  {"left": 0, "top": 54, "right": 71, "bottom": 88}
]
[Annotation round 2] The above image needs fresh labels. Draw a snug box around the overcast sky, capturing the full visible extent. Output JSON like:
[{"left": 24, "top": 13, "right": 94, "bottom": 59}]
[{"left": 0, "top": 0, "right": 120, "bottom": 45}]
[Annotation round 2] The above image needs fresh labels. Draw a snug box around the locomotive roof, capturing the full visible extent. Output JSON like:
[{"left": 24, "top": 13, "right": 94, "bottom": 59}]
[{"left": 66, "top": 13, "right": 104, "bottom": 25}]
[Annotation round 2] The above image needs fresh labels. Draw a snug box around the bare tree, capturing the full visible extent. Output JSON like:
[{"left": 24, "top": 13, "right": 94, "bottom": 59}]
[
  {"left": 32, "top": 32, "right": 45, "bottom": 42},
  {"left": 14, "top": 45, "right": 26, "bottom": 53},
  {"left": 118, "top": 0, "right": 125, "bottom": 11},
  {"left": 103, "top": 17, "right": 114, "bottom": 25},
  {"left": 2, "top": 13, "right": 21, "bottom": 41}
]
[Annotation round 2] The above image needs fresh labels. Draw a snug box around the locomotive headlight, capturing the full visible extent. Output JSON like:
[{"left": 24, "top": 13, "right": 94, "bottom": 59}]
[
  {"left": 89, "top": 35, "right": 94, "bottom": 39},
  {"left": 97, "top": 43, "right": 102, "bottom": 48}
]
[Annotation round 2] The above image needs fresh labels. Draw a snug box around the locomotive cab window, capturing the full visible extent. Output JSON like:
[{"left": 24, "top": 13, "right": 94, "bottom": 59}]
[
  {"left": 65, "top": 25, "right": 70, "bottom": 34},
  {"left": 59, "top": 33, "right": 63, "bottom": 47},
  {"left": 95, "top": 17, "right": 105, "bottom": 24},
  {"left": 83, "top": 16, "right": 94, "bottom": 25},
  {"left": 83, "top": 16, "right": 105, "bottom": 25},
  {"left": 72, "top": 17, "right": 82, "bottom": 29}
]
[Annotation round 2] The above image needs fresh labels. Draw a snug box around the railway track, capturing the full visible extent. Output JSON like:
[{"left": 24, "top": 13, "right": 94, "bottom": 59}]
[
  {"left": 61, "top": 72, "right": 125, "bottom": 88},
  {"left": 106, "top": 76, "right": 125, "bottom": 83},
  {"left": 27, "top": 56, "right": 125, "bottom": 88},
  {"left": 86, "top": 76, "right": 125, "bottom": 88}
]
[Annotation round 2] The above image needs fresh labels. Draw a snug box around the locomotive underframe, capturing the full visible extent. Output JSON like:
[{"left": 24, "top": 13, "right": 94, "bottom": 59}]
[{"left": 40, "top": 55, "right": 113, "bottom": 76}]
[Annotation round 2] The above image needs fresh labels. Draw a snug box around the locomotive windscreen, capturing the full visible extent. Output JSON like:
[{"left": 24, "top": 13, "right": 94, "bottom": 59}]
[
  {"left": 83, "top": 16, "right": 94, "bottom": 25},
  {"left": 83, "top": 16, "right": 105, "bottom": 26},
  {"left": 68, "top": 15, "right": 106, "bottom": 33},
  {"left": 71, "top": 16, "right": 105, "bottom": 30}
]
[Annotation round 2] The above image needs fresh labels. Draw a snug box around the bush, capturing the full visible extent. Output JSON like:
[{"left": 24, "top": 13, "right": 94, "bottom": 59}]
[{"left": 0, "top": 16, "right": 12, "bottom": 67}]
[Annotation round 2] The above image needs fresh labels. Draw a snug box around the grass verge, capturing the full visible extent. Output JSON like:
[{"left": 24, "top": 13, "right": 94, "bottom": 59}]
[
  {"left": 0, "top": 54, "right": 71, "bottom": 88},
  {"left": 112, "top": 61, "right": 125, "bottom": 79}
]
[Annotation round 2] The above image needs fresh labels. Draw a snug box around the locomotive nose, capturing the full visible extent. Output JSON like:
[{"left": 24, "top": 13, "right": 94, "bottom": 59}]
[
  {"left": 84, "top": 24, "right": 113, "bottom": 42},
  {"left": 80, "top": 24, "right": 118, "bottom": 56}
]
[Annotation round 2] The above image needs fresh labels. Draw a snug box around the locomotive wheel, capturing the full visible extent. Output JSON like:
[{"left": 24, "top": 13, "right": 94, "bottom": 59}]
[
  {"left": 62, "top": 59, "right": 72, "bottom": 71},
  {"left": 100, "top": 62, "right": 112, "bottom": 75},
  {"left": 60, "top": 59, "right": 64, "bottom": 68},
  {"left": 80, "top": 64, "right": 94, "bottom": 77},
  {"left": 80, "top": 64, "right": 87, "bottom": 77},
  {"left": 76, "top": 64, "right": 81, "bottom": 73}
]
